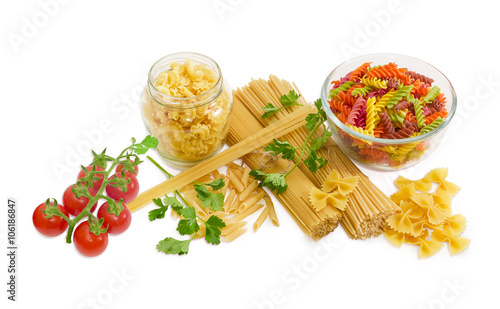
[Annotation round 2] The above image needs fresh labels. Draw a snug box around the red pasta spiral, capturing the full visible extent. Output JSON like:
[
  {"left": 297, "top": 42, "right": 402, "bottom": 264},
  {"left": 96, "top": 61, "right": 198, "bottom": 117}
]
[
  {"left": 384, "top": 122, "right": 415, "bottom": 139},
  {"left": 386, "top": 77, "right": 400, "bottom": 89},
  {"left": 394, "top": 100, "right": 412, "bottom": 112},
  {"left": 405, "top": 70, "right": 434, "bottom": 85},
  {"left": 378, "top": 112, "right": 395, "bottom": 135}
]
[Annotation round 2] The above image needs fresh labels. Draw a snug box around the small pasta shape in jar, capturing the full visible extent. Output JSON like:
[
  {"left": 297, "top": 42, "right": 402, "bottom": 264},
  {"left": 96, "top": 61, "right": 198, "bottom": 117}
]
[{"left": 140, "top": 52, "right": 233, "bottom": 168}]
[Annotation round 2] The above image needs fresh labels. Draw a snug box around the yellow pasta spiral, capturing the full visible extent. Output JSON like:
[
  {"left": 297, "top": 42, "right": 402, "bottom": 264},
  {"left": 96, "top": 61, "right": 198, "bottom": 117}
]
[
  {"left": 361, "top": 76, "right": 388, "bottom": 89},
  {"left": 365, "top": 97, "right": 377, "bottom": 132}
]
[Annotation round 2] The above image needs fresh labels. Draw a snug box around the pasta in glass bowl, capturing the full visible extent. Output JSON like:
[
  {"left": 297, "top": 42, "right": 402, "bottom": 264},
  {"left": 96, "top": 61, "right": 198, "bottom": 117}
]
[
  {"left": 320, "top": 53, "right": 457, "bottom": 170},
  {"left": 141, "top": 52, "right": 233, "bottom": 169}
]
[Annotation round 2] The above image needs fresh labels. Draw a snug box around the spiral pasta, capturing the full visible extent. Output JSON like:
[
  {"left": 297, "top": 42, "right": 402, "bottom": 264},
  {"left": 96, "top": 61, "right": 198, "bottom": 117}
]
[{"left": 327, "top": 61, "right": 449, "bottom": 167}]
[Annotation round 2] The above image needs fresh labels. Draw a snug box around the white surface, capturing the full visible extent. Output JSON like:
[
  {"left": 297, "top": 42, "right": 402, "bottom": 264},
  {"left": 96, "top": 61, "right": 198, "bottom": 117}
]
[{"left": 1, "top": 0, "right": 498, "bottom": 308}]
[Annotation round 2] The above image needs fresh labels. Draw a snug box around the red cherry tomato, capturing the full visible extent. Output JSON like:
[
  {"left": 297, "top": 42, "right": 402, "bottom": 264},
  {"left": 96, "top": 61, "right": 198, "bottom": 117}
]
[
  {"left": 73, "top": 221, "right": 108, "bottom": 257},
  {"left": 116, "top": 160, "right": 139, "bottom": 176},
  {"left": 63, "top": 183, "right": 98, "bottom": 216},
  {"left": 97, "top": 202, "right": 132, "bottom": 234},
  {"left": 105, "top": 172, "right": 139, "bottom": 204},
  {"left": 77, "top": 165, "right": 105, "bottom": 191},
  {"left": 32, "top": 202, "right": 69, "bottom": 237}
]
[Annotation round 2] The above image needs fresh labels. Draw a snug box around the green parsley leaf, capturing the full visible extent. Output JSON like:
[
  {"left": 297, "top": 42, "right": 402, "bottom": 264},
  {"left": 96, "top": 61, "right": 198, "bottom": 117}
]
[
  {"left": 204, "top": 178, "right": 225, "bottom": 191},
  {"left": 148, "top": 198, "right": 169, "bottom": 221},
  {"left": 156, "top": 237, "right": 191, "bottom": 255},
  {"left": 304, "top": 151, "right": 328, "bottom": 174},
  {"left": 310, "top": 130, "right": 332, "bottom": 152},
  {"left": 205, "top": 215, "right": 226, "bottom": 245},
  {"left": 132, "top": 135, "right": 158, "bottom": 154},
  {"left": 249, "top": 169, "right": 267, "bottom": 183},
  {"left": 165, "top": 196, "right": 184, "bottom": 215},
  {"left": 305, "top": 113, "right": 320, "bottom": 132},
  {"left": 261, "top": 103, "right": 281, "bottom": 119},
  {"left": 250, "top": 172, "right": 288, "bottom": 195},
  {"left": 178, "top": 206, "right": 196, "bottom": 219},
  {"left": 193, "top": 184, "right": 224, "bottom": 212},
  {"left": 263, "top": 139, "right": 296, "bottom": 160},
  {"left": 314, "top": 99, "right": 326, "bottom": 119},
  {"left": 261, "top": 90, "right": 303, "bottom": 119},
  {"left": 280, "top": 90, "right": 301, "bottom": 106},
  {"left": 177, "top": 207, "right": 200, "bottom": 236}
]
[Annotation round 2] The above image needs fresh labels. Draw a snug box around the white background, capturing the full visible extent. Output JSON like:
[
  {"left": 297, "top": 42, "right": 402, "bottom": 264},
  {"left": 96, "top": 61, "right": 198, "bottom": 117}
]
[{"left": 1, "top": 0, "right": 499, "bottom": 308}]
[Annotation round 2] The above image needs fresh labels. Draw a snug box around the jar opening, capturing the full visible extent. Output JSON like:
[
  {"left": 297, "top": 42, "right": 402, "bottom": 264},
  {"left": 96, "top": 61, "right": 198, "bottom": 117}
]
[{"left": 146, "top": 52, "right": 223, "bottom": 109}]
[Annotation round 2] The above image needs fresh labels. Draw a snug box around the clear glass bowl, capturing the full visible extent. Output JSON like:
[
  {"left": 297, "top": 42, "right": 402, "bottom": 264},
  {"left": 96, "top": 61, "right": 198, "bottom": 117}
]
[{"left": 321, "top": 53, "right": 457, "bottom": 170}]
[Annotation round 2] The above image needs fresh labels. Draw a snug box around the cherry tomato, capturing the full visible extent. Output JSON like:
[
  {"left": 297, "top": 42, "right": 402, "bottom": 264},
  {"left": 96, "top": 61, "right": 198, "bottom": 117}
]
[
  {"left": 63, "top": 183, "right": 98, "bottom": 217},
  {"left": 106, "top": 172, "right": 139, "bottom": 203},
  {"left": 77, "top": 165, "right": 105, "bottom": 191},
  {"left": 32, "top": 202, "right": 69, "bottom": 237},
  {"left": 73, "top": 221, "right": 108, "bottom": 257},
  {"left": 97, "top": 202, "right": 132, "bottom": 234},
  {"left": 116, "top": 160, "right": 139, "bottom": 176}
]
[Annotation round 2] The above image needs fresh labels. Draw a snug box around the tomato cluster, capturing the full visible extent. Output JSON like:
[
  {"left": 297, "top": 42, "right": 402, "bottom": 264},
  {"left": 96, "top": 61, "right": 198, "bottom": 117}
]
[{"left": 32, "top": 162, "right": 139, "bottom": 257}]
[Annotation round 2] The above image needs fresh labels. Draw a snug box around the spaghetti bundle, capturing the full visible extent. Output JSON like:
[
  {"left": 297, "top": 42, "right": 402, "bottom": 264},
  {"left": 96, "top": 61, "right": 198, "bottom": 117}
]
[
  {"left": 226, "top": 97, "right": 342, "bottom": 240},
  {"left": 127, "top": 104, "right": 311, "bottom": 213},
  {"left": 233, "top": 76, "right": 401, "bottom": 239}
]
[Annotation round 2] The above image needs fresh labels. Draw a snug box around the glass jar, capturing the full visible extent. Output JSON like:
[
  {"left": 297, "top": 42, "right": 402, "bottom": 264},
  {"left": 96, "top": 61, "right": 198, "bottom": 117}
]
[{"left": 140, "top": 52, "right": 233, "bottom": 169}]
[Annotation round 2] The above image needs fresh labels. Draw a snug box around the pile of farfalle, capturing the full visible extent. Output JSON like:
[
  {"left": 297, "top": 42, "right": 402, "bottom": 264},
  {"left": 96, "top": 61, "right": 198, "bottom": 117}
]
[{"left": 385, "top": 168, "right": 470, "bottom": 258}]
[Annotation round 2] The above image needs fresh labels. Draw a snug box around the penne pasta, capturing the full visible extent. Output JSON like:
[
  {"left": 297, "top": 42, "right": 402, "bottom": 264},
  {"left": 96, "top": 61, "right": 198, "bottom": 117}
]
[
  {"left": 223, "top": 227, "right": 247, "bottom": 242},
  {"left": 253, "top": 207, "right": 270, "bottom": 232},
  {"left": 221, "top": 220, "right": 247, "bottom": 236},
  {"left": 239, "top": 180, "right": 259, "bottom": 201},
  {"left": 264, "top": 194, "right": 279, "bottom": 227},
  {"left": 239, "top": 190, "right": 265, "bottom": 213}
]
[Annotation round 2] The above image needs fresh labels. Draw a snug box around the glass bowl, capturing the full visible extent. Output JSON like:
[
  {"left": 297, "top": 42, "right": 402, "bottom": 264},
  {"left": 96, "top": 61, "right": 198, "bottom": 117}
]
[{"left": 320, "top": 53, "right": 457, "bottom": 170}]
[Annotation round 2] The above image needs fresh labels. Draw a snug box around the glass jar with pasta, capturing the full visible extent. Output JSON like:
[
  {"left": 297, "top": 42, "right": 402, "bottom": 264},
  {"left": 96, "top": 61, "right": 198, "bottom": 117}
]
[{"left": 140, "top": 52, "right": 233, "bottom": 168}]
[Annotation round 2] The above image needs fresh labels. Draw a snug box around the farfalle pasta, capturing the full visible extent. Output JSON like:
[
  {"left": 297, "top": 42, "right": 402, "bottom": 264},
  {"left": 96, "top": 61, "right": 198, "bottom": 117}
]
[
  {"left": 141, "top": 55, "right": 233, "bottom": 166},
  {"left": 309, "top": 168, "right": 358, "bottom": 212},
  {"left": 384, "top": 168, "right": 470, "bottom": 258},
  {"left": 327, "top": 61, "right": 450, "bottom": 168}
]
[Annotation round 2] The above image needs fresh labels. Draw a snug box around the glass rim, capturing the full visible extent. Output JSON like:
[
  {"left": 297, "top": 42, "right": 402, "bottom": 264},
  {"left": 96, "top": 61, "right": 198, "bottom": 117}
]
[
  {"left": 320, "top": 53, "right": 457, "bottom": 145},
  {"left": 147, "top": 52, "right": 223, "bottom": 108}
]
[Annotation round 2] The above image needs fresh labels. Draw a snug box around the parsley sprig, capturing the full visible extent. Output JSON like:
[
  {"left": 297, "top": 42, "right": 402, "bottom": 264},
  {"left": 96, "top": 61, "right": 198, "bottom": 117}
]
[
  {"left": 261, "top": 90, "right": 303, "bottom": 119},
  {"left": 147, "top": 156, "right": 226, "bottom": 255},
  {"left": 250, "top": 96, "right": 332, "bottom": 194}
]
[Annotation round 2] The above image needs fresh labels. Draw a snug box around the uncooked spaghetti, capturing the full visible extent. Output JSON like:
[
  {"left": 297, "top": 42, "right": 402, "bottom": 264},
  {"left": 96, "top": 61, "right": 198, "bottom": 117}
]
[
  {"left": 233, "top": 76, "right": 401, "bottom": 239},
  {"left": 226, "top": 97, "right": 342, "bottom": 240}
]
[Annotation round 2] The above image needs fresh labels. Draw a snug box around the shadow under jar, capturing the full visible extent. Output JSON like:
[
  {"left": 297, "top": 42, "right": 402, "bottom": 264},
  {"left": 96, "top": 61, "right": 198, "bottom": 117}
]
[{"left": 141, "top": 52, "right": 233, "bottom": 169}]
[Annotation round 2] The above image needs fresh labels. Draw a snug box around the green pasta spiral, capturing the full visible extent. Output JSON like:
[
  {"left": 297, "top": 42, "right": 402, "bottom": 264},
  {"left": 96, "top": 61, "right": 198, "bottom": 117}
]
[
  {"left": 351, "top": 85, "right": 375, "bottom": 97},
  {"left": 420, "top": 117, "right": 444, "bottom": 134},
  {"left": 423, "top": 85, "right": 441, "bottom": 104},
  {"left": 328, "top": 81, "right": 355, "bottom": 99},
  {"left": 385, "top": 84, "right": 414, "bottom": 108},
  {"left": 410, "top": 95, "right": 426, "bottom": 128}
]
